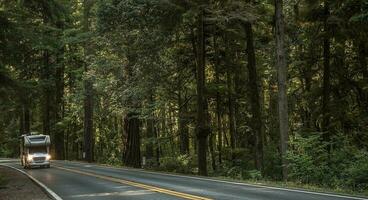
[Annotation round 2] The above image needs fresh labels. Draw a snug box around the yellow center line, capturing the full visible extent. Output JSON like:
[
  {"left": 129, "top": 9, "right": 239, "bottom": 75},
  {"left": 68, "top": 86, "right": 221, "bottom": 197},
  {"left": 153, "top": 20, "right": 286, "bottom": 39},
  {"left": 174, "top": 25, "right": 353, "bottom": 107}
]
[{"left": 54, "top": 165, "right": 212, "bottom": 200}]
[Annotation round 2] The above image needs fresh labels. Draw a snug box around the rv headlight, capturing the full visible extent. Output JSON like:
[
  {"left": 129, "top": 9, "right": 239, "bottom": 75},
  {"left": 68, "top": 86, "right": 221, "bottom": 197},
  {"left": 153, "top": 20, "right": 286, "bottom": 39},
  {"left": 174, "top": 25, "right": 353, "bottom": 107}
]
[
  {"left": 27, "top": 155, "right": 33, "bottom": 161},
  {"left": 46, "top": 154, "right": 51, "bottom": 160}
]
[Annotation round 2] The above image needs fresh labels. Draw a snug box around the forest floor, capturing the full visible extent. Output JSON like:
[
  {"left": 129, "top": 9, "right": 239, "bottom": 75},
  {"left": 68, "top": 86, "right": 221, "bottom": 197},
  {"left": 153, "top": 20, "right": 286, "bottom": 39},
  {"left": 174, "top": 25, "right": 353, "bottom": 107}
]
[{"left": 0, "top": 166, "right": 51, "bottom": 200}]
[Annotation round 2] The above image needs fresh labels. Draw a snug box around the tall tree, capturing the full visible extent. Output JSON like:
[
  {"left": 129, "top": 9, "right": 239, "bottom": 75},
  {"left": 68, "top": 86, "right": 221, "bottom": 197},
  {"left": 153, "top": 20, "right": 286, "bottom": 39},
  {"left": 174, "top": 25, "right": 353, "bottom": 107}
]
[
  {"left": 82, "top": 0, "right": 95, "bottom": 163},
  {"left": 321, "top": 0, "right": 331, "bottom": 150},
  {"left": 275, "top": 0, "right": 289, "bottom": 181},
  {"left": 196, "top": 0, "right": 210, "bottom": 176},
  {"left": 244, "top": 21, "right": 264, "bottom": 172}
]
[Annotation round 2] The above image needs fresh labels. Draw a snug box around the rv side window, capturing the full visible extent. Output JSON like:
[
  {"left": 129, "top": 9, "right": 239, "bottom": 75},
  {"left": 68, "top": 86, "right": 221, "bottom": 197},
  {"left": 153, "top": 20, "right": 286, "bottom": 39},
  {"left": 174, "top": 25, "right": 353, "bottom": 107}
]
[{"left": 29, "top": 146, "right": 47, "bottom": 154}]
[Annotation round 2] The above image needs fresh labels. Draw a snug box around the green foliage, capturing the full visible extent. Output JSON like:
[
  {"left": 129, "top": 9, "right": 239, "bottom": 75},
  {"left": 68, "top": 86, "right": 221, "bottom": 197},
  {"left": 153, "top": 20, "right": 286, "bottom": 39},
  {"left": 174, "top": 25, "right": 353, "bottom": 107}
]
[
  {"left": 344, "top": 152, "right": 368, "bottom": 191},
  {"left": 157, "top": 155, "right": 196, "bottom": 174},
  {"left": 288, "top": 132, "right": 368, "bottom": 191},
  {"left": 288, "top": 133, "right": 328, "bottom": 184}
]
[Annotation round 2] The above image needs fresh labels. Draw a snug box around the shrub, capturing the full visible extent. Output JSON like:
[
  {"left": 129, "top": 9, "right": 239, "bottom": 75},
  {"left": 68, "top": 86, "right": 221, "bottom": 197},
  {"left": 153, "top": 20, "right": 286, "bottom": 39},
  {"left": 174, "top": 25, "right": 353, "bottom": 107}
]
[
  {"left": 288, "top": 132, "right": 329, "bottom": 184},
  {"left": 158, "top": 155, "right": 195, "bottom": 174},
  {"left": 343, "top": 151, "right": 368, "bottom": 191},
  {"left": 288, "top": 132, "right": 368, "bottom": 191}
]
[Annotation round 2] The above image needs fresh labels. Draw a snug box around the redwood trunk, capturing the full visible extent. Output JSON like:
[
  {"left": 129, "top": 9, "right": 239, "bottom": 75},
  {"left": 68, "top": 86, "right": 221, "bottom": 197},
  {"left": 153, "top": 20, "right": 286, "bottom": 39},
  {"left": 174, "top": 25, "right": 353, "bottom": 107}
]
[
  {"left": 245, "top": 22, "right": 264, "bottom": 172},
  {"left": 196, "top": 4, "right": 209, "bottom": 176},
  {"left": 123, "top": 113, "right": 141, "bottom": 168},
  {"left": 275, "top": 0, "right": 289, "bottom": 181}
]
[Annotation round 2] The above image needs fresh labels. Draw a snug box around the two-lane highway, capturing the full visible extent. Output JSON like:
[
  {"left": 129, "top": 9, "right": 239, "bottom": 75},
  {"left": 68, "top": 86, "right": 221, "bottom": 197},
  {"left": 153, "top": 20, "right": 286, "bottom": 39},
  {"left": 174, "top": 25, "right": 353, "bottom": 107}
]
[{"left": 2, "top": 160, "right": 367, "bottom": 200}]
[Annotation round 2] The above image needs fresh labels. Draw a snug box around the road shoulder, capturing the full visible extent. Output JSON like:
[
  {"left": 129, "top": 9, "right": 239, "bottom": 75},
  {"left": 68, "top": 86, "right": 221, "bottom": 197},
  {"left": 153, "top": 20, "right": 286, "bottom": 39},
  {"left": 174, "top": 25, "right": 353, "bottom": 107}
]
[{"left": 0, "top": 165, "right": 51, "bottom": 200}]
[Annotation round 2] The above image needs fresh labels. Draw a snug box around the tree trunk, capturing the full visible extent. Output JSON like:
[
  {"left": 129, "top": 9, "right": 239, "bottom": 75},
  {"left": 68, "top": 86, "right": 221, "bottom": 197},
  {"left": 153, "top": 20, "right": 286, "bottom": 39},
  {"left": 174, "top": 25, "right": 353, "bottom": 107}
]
[
  {"left": 179, "top": 91, "right": 189, "bottom": 155},
  {"left": 226, "top": 69, "right": 236, "bottom": 159},
  {"left": 209, "top": 124, "right": 216, "bottom": 171},
  {"left": 275, "top": 0, "right": 289, "bottom": 181},
  {"left": 146, "top": 94, "right": 155, "bottom": 159},
  {"left": 358, "top": 42, "right": 368, "bottom": 109},
  {"left": 24, "top": 106, "right": 30, "bottom": 134},
  {"left": 321, "top": 1, "right": 331, "bottom": 150},
  {"left": 155, "top": 124, "right": 160, "bottom": 166},
  {"left": 82, "top": 0, "right": 95, "bottom": 163},
  {"left": 54, "top": 48, "right": 65, "bottom": 160},
  {"left": 214, "top": 36, "right": 222, "bottom": 165},
  {"left": 196, "top": 4, "right": 209, "bottom": 176},
  {"left": 224, "top": 34, "right": 236, "bottom": 161},
  {"left": 42, "top": 50, "right": 51, "bottom": 136},
  {"left": 19, "top": 111, "right": 24, "bottom": 136},
  {"left": 303, "top": 40, "right": 315, "bottom": 131},
  {"left": 123, "top": 112, "right": 141, "bottom": 168},
  {"left": 244, "top": 22, "right": 264, "bottom": 172},
  {"left": 207, "top": 100, "right": 216, "bottom": 171}
]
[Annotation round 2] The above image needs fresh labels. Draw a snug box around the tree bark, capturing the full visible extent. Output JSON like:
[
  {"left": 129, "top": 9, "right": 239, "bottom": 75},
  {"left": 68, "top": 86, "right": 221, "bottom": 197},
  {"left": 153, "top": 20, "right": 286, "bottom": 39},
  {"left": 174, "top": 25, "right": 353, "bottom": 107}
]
[
  {"left": 146, "top": 94, "right": 155, "bottom": 159},
  {"left": 226, "top": 69, "right": 236, "bottom": 159},
  {"left": 196, "top": 3, "right": 209, "bottom": 176},
  {"left": 209, "top": 120, "right": 216, "bottom": 171},
  {"left": 275, "top": 0, "right": 289, "bottom": 181},
  {"left": 214, "top": 36, "right": 222, "bottom": 165},
  {"left": 82, "top": 0, "right": 95, "bottom": 163},
  {"left": 358, "top": 42, "right": 368, "bottom": 109},
  {"left": 244, "top": 22, "right": 264, "bottom": 172},
  {"left": 42, "top": 50, "right": 51, "bottom": 136},
  {"left": 123, "top": 112, "right": 141, "bottom": 168},
  {"left": 303, "top": 40, "right": 315, "bottom": 130},
  {"left": 359, "top": 43, "right": 367, "bottom": 80},
  {"left": 179, "top": 91, "right": 190, "bottom": 155},
  {"left": 321, "top": 1, "right": 331, "bottom": 149},
  {"left": 54, "top": 46, "right": 65, "bottom": 160},
  {"left": 19, "top": 111, "right": 24, "bottom": 136}
]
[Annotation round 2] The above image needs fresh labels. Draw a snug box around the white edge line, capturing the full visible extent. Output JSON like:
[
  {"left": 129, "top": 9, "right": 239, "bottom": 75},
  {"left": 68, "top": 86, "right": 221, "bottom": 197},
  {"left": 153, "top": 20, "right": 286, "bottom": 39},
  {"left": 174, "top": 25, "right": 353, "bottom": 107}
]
[
  {"left": 60, "top": 160, "right": 368, "bottom": 200},
  {"left": 0, "top": 164, "right": 63, "bottom": 200}
]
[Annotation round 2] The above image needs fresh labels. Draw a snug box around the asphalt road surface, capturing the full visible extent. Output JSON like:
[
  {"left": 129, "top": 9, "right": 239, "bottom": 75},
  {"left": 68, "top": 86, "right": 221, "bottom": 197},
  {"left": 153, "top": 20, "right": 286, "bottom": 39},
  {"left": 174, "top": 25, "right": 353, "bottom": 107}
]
[{"left": 1, "top": 159, "right": 367, "bottom": 200}]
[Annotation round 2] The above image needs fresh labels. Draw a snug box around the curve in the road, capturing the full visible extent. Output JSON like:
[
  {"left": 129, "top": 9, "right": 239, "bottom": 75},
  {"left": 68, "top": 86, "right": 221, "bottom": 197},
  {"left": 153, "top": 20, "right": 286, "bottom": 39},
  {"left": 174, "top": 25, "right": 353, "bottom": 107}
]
[
  {"left": 54, "top": 165, "right": 211, "bottom": 200},
  {"left": 55, "top": 161, "right": 368, "bottom": 200}
]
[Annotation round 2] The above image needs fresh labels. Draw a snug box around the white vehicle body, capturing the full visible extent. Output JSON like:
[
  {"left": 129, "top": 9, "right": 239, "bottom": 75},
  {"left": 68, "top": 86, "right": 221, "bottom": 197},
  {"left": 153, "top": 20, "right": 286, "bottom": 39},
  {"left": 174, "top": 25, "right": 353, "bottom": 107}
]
[{"left": 20, "top": 134, "right": 51, "bottom": 168}]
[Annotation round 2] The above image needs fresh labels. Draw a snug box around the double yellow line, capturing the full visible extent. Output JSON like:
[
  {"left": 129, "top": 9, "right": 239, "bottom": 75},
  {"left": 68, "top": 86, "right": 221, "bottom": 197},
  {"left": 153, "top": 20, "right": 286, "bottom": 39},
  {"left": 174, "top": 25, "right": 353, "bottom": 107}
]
[{"left": 54, "top": 166, "right": 212, "bottom": 200}]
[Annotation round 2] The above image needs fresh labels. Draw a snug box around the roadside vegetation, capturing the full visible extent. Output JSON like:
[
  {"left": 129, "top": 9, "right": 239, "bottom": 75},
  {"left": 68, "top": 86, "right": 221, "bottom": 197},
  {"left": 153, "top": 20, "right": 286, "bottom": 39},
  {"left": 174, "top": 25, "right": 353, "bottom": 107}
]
[{"left": 1, "top": 0, "right": 367, "bottom": 196}]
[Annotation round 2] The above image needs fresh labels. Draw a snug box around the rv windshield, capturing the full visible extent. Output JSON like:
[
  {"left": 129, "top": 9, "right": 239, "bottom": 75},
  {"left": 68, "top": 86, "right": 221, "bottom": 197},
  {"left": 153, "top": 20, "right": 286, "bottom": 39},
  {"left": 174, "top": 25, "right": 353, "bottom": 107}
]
[{"left": 29, "top": 146, "right": 47, "bottom": 154}]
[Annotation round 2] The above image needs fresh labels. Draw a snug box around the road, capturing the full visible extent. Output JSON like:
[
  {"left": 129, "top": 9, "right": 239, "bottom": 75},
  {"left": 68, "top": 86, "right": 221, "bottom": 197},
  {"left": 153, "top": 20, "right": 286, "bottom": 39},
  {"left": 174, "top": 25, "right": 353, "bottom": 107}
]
[{"left": 1, "top": 159, "right": 366, "bottom": 200}]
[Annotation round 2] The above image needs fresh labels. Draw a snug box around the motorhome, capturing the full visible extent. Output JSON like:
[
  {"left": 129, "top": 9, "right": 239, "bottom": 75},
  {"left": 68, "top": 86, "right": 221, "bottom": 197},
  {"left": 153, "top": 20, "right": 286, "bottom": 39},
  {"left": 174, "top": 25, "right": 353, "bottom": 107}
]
[{"left": 20, "top": 134, "right": 51, "bottom": 168}]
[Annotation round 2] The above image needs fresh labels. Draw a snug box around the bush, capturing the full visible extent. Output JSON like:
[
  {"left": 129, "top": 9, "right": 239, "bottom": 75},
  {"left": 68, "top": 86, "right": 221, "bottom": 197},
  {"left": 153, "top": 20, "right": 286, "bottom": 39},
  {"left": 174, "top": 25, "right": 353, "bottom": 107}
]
[
  {"left": 288, "top": 132, "right": 329, "bottom": 184},
  {"left": 226, "top": 166, "right": 243, "bottom": 179},
  {"left": 244, "top": 170, "right": 262, "bottom": 180},
  {"left": 158, "top": 155, "right": 195, "bottom": 174},
  {"left": 343, "top": 151, "right": 368, "bottom": 191},
  {"left": 288, "top": 132, "right": 368, "bottom": 191}
]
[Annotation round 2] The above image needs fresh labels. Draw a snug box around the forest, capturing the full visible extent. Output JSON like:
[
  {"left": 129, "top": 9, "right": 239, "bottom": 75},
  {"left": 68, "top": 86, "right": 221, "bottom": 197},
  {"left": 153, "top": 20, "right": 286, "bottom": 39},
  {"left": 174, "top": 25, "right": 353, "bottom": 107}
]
[{"left": 0, "top": 0, "right": 368, "bottom": 194}]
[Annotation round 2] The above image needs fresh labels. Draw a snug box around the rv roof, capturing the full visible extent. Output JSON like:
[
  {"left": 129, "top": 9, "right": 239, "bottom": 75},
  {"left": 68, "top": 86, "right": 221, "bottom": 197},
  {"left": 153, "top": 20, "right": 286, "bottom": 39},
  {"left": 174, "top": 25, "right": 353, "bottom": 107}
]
[{"left": 27, "top": 134, "right": 45, "bottom": 138}]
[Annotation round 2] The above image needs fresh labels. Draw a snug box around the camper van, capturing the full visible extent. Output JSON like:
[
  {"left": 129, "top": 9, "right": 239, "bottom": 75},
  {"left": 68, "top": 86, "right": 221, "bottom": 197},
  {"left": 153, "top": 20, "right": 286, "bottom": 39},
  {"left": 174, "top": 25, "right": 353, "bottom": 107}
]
[{"left": 20, "top": 134, "right": 51, "bottom": 169}]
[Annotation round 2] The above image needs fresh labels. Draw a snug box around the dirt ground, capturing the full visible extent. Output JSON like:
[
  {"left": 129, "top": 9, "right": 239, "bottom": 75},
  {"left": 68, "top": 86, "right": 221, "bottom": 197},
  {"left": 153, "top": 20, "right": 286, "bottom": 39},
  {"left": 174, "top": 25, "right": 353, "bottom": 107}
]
[{"left": 0, "top": 166, "right": 51, "bottom": 200}]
